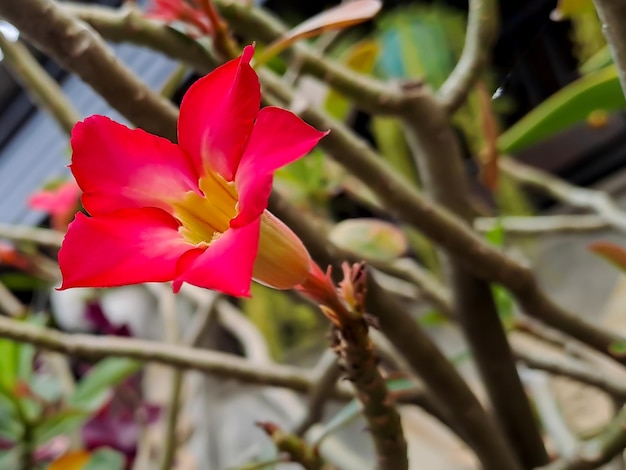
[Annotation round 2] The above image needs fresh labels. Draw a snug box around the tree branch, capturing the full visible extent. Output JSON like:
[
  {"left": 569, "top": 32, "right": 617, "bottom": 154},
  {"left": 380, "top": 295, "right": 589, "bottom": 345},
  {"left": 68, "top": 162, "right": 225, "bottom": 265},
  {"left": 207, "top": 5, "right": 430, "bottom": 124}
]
[
  {"left": 592, "top": 0, "right": 626, "bottom": 98},
  {"left": 260, "top": 69, "right": 626, "bottom": 369},
  {"left": 268, "top": 192, "right": 521, "bottom": 470},
  {"left": 62, "top": 2, "right": 218, "bottom": 74},
  {"left": 59, "top": 3, "right": 626, "bottom": 371},
  {"left": 500, "top": 158, "right": 626, "bottom": 234},
  {"left": 0, "top": 0, "right": 179, "bottom": 141},
  {"left": 0, "top": 31, "right": 80, "bottom": 133},
  {"left": 0, "top": 224, "right": 65, "bottom": 248},
  {"left": 402, "top": 84, "right": 547, "bottom": 468},
  {"left": 474, "top": 215, "right": 609, "bottom": 235},
  {"left": 540, "top": 407, "right": 626, "bottom": 470},
  {"left": 438, "top": 0, "right": 498, "bottom": 113},
  {"left": 0, "top": 314, "right": 352, "bottom": 397}
]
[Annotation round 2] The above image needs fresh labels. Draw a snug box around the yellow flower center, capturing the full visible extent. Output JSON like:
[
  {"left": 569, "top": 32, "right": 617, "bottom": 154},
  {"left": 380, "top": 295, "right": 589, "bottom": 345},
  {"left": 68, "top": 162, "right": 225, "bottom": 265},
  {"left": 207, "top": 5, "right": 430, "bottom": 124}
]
[{"left": 172, "top": 172, "right": 238, "bottom": 246}]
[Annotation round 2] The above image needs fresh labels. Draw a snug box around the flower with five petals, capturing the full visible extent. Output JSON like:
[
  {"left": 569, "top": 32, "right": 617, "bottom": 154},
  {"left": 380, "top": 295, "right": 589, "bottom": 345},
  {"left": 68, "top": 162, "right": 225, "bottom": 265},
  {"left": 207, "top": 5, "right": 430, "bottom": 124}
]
[{"left": 59, "top": 45, "right": 327, "bottom": 297}]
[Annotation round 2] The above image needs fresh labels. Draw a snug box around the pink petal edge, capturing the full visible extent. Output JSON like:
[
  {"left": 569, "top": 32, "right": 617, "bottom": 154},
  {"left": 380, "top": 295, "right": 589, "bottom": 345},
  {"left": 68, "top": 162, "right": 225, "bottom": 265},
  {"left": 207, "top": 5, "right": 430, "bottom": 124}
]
[
  {"left": 173, "top": 216, "right": 261, "bottom": 297},
  {"left": 58, "top": 208, "right": 193, "bottom": 290},
  {"left": 231, "top": 106, "right": 328, "bottom": 227},
  {"left": 178, "top": 45, "right": 260, "bottom": 182}
]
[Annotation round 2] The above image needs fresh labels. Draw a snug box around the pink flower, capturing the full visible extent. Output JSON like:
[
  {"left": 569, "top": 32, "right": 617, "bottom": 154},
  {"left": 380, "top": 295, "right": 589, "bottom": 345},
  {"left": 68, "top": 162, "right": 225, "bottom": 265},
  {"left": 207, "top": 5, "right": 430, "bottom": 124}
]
[
  {"left": 147, "top": 0, "right": 213, "bottom": 37},
  {"left": 29, "top": 180, "right": 81, "bottom": 231},
  {"left": 59, "top": 45, "right": 328, "bottom": 297}
]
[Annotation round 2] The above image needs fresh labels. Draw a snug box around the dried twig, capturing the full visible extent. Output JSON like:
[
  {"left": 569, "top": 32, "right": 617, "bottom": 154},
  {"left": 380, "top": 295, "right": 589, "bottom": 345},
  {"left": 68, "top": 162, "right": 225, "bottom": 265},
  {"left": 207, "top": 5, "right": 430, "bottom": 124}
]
[
  {"left": 0, "top": 0, "right": 179, "bottom": 140},
  {"left": 438, "top": 0, "right": 498, "bottom": 113},
  {"left": 0, "top": 32, "right": 80, "bottom": 133}
]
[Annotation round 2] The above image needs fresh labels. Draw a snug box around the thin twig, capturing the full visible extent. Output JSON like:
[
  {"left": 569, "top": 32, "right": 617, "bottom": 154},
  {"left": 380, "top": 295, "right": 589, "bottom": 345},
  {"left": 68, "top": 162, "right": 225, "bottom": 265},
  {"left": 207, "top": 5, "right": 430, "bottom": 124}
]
[
  {"left": 0, "top": 224, "right": 65, "bottom": 248},
  {"left": 62, "top": 2, "right": 217, "bottom": 74},
  {"left": 500, "top": 158, "right": 626, "bottom": 234},
  {"left": 438, "top": 0, "right": 498, "bottom": 113},
  {"left": 0, "top": 314, "right": 353, "bottom": 397},
  {"left": 402, "top": 83, "right": 546, "bottom": 467},
  {"left": 0, "top": 281, "right": 26, "bottom": 317},
  {"left": 0, "top": 32, "right": 80, "bottom": 133},
  {"left": 294, "top": 350, "right": 342, "bottom": 437},
  {"left": 474, "top": 214, "right": 609, "bottom": 235},
  {"left": 540, "top": 407, "right": 626, "bottom": 470},
  {"left": 515, "top": 347, "right": 626, "bottom": 401},
  {"left": 592, "top": 0, "right": 626, "bottom": 98},
  {"left": 0, "top": 0, "right": 179, "bottom": 141},
  {"left": 158, "top": 287, "right": 182, "bottom": 470}
]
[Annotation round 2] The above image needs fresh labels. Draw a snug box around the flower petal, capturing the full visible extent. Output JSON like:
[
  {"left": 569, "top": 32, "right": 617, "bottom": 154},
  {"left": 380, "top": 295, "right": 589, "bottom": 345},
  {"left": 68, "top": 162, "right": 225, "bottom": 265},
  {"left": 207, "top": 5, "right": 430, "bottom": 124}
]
[
  {"left": 231, "top": 106, "right": 328, "bottom": 227},
  {"left": 173, "top": 217, "right": 261, "bottom": 297},
  {"left": 71, "top": 116, "right": 199, "bottom": 216},
  {"left": 28, "top": 181, "right": 80, "bottom": 216},
  {"left": 58, "top": 208, "right": 193, "bottom": 289},
  {"left": 178, "top": 44, "right": 259, "bottom": 181}
]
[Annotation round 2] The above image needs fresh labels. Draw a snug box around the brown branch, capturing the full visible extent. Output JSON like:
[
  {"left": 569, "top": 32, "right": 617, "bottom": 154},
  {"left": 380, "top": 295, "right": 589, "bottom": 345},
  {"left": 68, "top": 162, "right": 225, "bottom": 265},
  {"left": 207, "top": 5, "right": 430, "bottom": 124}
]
[
  {"left": 269, "top": 192, "right": 521, "bottom": 470},
  {"left": 474, "top": 215, "right": 609, "bottom": 235},
  {"left": 294, "top": 351, "right": 342, "bottom": 437},
  {"left": 328, "top": 264, "right": 408, "bottom": 470},
  {"left": 0, "top": 0, "right": 179, "bottom": 141},
  {"left": 592, "top": 0, "right": 626, "bottom": 98},
  {"left": 540, "top": 407, "right": 626, "bottom": 470},
  {"left": 258, "top": 423, "right": 332, "bottom": 470},
  {"left": 214, "top": 0, "right": 406, "bottom": 115},
  {"left": 0, "top": 32, "right": 80, "bottom": 133},
  {"left": 58, "top": 3, "right": 626, "bottom": 372},
  {"left": 500, "top": 158, "right": 626, "bottom": 234},
  {"left": 0, "top": 224, "right": 65, "bottom": 248},
  {"left": 515, "top": 347, "right": 626, "bottom": 401},
  {"left": 260, "top": 68, "right": 626, "bottom": 369},
  {"left": 0, "top": 281, "right": 26, "bottom": 317},
  {"left": 0, "top": 314, "right": 353, "bottom": 397},
  {"left": 62, "top": 2, "right": 217, "bottom": 74},
  {"left": 402, "top": 84, "right": 547, "bottom": 467},
  {"left": 438, "top": 0, "right": 499, "bottom": 113}
]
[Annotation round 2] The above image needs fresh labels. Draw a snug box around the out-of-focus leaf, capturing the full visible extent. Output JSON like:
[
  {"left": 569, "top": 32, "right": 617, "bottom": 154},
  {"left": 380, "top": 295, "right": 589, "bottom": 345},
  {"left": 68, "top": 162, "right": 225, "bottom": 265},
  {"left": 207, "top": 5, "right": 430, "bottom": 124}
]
[
  {"left": 329, "top": 218, "right": 408, "bottom": 261},
  {"left": 83, "top": 448, "right": 125, "bottom": 470},
  {"left": 418, "top": 310, "right": 449, "bottom": 327},
  {"left": 609, "top": 340, "right": 626, "bottom": 357},
  {"left": 483, "top": 220, "right": 515, "bottom": 326},
  {"left": 325, "top": 40, "right": 379, "bottom": 120},
  {"left": 34, "top": 409, "right": 90, "bottom": 447},
  {"left": 46, "top": 450, "right": 91, "bottom": 470},
  {"left": 255, "top": 0, "right": 382, "bottom": 65},
  {"left": 68, "top": 358, "right": 141, "bottom": 411},
  {"left": 0, "top": 337, "right": 18, "bottom": 391},
  {"left": 580, "top": 46, "right": 612, "bottom": 74},
  {"left": 370, "top": 116, "right": 417, "bottom": 184},
  {"left": 551, "top": 0, "right": 594, "bottom": 21},
  {"left": 589, "top": 241, "right": 626, "bottom": 272},
  {"left": 499, "top": 66, "right": 625, "bottom": 154}
]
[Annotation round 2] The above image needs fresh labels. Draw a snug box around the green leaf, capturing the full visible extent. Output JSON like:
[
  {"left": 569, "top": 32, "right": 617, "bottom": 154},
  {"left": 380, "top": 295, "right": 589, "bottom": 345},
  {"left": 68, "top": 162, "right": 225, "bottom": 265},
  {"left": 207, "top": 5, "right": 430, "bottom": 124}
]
[
  {"left": 69, "top": 358, "right": 141, "bottom": 411},
  {"left": 609, "top": 340, "right": 626, "bottom": 357},
  {"left": 33, "top": 409, "right": 90, "bottom": 447},
  {"left": 84, "top": 448, "right": 125, "bottom": 470},
  {"left": 499, "top": 65, "right": 625, "bottom": 154},
  {"left": 418, "top": 310, "right": 449, "bottom": 327},
  {"left": 329, "top": 218, "right": 408, "bottom": 261},
  {"left": 325, "top": 39, "right": 380, "bottom": 120},
  {"left": 0, "top": 338, "right": 18, "bottom": 390}
]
